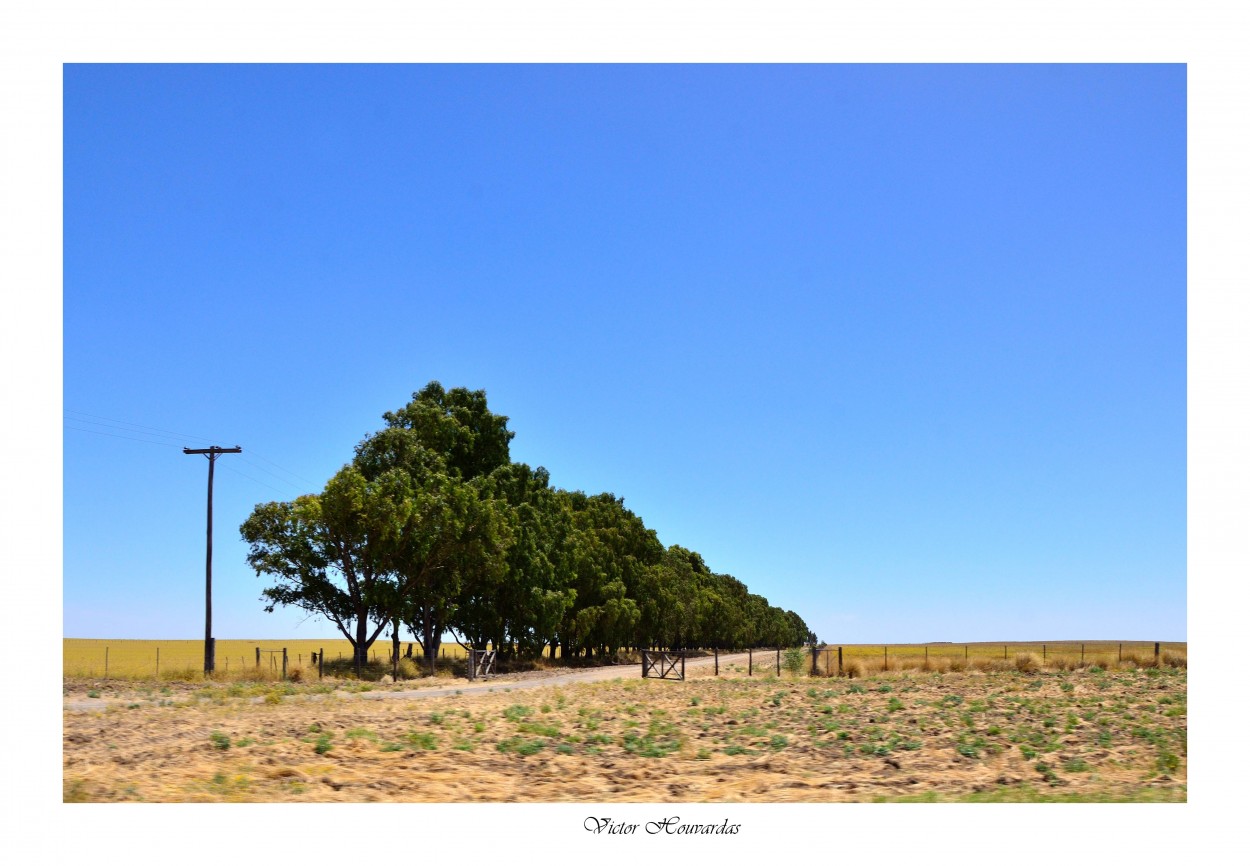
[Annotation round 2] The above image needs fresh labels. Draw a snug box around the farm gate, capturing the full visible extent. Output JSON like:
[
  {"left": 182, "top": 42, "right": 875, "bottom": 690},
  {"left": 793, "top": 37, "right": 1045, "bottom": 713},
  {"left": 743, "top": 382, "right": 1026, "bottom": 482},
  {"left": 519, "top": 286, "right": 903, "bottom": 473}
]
[
  {"left": 468, "top": 648, "right": 497, "bottom": 680},
  {"left": 641, "top": 650, "right": 685, "bottom": 680}
]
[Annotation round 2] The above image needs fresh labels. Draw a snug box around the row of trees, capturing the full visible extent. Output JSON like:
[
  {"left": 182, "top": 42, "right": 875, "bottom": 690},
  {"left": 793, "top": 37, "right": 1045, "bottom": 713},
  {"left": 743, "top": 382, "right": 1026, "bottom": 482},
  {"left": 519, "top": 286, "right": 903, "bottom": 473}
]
[{"left": 240, "top": 382, "right": 813, "bottom": 674}]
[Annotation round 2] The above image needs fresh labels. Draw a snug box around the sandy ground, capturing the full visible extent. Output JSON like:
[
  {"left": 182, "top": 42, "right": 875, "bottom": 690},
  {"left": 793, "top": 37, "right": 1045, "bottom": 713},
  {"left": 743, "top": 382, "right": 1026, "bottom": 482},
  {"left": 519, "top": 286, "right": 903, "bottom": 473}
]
[
  {"left": 63, "top": 651, "right": 752, "bottom": 712},
  {"left": 63, "top": 660, "right": 1186, "bottom": 803}
]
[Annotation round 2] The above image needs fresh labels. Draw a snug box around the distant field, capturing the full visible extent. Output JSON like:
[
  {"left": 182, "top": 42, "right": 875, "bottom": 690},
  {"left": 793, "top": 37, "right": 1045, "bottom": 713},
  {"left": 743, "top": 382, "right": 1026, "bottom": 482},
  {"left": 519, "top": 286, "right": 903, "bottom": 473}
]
[
  {"left": 63, "top": 638, "right": 1185, "bottom": 679},
  {"left": 63, "top": 638, "right": 473, "bottom": 678},
  {"left": 816, "top": 641, "right": 1185, "bottom": 671}
]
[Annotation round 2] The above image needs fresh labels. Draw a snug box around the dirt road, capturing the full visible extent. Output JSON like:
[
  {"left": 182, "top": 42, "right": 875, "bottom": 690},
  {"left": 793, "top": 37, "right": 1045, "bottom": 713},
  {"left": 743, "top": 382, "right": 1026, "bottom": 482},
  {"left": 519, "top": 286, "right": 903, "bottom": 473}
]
[{"left": 64, "top": 652, "right": 759, "bottom": 712}]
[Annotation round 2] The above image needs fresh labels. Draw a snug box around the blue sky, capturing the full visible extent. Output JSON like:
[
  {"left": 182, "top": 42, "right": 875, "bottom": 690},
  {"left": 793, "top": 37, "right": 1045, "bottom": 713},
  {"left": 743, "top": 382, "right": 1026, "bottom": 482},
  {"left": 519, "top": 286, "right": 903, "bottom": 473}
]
[{"left": 63, "top": 64, "right": 1186, "bottom": 643}]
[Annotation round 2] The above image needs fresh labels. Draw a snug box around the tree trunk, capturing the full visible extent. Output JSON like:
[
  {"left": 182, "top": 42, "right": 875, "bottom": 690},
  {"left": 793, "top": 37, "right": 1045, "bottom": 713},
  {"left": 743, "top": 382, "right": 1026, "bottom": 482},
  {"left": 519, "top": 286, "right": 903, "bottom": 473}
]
[
  {"left": 421, "top": 608, "right": 440, "bottom": 678},
  {"left": 355, "top": 618, "right": 368, "bottom": 677},
  {"left": 391, "top": 618, "right": 401, "bottom": 676}
]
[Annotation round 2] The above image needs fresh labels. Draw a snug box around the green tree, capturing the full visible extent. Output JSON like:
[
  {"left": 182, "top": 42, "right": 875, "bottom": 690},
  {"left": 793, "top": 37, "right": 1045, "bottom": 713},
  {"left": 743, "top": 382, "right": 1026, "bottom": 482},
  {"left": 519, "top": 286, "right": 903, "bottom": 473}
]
[
  {"left": 638, "top": 546, "right": 705, "bottom": 651},
  {"left": 242, "top": 382, "right": 820, "bottom": 677},
  {"left": 693, "top": 571, "right": 752, "bottom": 650},
  {"left": 381, "top": 381, "right": 514, "bottom": 480},
  {"left": 557, "top": 492, "right": 661, "bottom": 660},
  {"left": 784, "top": 609, "right": 812, "bottom": 646},
  {"left": 240, "top": 464, "right": 415, "bottom": 674},
  {"left": 353, "top": 426, "right": 508, "bottom": 675},
  {"left": 462, "top": 462, "right": 576, "bottom": 660}
]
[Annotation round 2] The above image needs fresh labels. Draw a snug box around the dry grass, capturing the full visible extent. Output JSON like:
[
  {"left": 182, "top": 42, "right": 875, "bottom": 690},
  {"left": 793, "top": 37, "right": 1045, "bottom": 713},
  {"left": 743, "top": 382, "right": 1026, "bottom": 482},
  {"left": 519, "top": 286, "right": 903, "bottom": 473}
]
[
  {"left": 63, "top": 664, "right": 1187, "bottom": 803},
  {"left": 1015, "top": 653, "right": 1042, "bottom": 673},
  {"left": 1162, "top": 651, "right": 1187, "bottom": 668},
  {"left": 814, "top": 646, "right": 1185, "bottom": 677}
]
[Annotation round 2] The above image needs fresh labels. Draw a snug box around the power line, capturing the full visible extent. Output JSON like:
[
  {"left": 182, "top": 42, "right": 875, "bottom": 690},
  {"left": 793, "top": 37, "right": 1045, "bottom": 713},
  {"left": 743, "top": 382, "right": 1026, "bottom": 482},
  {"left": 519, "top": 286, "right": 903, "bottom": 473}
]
[
  {"left": 64, "top": 417, "right": 188, "bottom": 446},
  {"left": 64, "top": 410, "right": 222, "bottom": 445},
  {"left": 64, "top": 424, "right": 183, "bottom": 447},
  {"left": 219, "top": 463, "right": 295, "bottom": 497},
  {"left": 66, "top": 423, "right": 300, "bottom": 498},
  {"left": 66, "top": 408, "right": 321, "bottom": 489},
  {"left": 244, "top": 449, "right": 320, "bottom": 487},
  {"left": 235, "top": 456, "right": 309, "bottom": 492}
]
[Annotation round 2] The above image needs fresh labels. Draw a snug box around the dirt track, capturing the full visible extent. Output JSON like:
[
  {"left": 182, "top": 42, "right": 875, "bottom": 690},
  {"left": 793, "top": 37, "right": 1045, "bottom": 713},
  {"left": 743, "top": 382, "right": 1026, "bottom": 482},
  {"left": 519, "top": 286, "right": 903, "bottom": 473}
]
[{"left": 63, "top": 652, "right": 754, "bottom": 713}]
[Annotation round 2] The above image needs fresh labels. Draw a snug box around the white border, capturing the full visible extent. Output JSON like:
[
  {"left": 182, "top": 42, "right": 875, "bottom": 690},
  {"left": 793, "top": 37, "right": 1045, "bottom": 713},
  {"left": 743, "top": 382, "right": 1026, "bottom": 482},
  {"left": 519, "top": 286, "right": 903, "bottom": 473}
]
[{"left": 6, "top": 1, "right": 1246, "bottom": 862}]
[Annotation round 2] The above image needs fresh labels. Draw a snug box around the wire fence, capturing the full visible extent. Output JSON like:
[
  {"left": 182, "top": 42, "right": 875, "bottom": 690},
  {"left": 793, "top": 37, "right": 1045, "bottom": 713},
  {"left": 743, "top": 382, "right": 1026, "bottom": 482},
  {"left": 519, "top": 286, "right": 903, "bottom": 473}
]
[
  {"left": 64, "top": 638, "right": 1187, "bottom": 679},
  {"left": 62, "top": 638, "right": 475, "bottom": 678},
  {"left": 807, "top": 641, "right": 1187, "bottom": 676}
]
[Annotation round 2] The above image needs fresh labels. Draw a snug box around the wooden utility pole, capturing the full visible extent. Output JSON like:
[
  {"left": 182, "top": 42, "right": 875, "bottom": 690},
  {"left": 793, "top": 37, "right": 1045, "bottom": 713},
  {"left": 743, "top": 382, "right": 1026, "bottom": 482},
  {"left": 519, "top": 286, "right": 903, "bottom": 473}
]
[{"left": 184, "top": 445, "right": 241, "bottom": 675}]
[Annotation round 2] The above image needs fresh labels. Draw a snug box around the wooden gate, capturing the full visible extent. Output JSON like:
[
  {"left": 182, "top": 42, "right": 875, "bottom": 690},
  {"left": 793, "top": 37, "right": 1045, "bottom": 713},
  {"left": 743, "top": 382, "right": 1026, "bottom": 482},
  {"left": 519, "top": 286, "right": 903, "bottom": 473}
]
[
  {"left": 468, "top": 648, "right": 496, "bottom": 680},
  {"left": 642, "top": 650, "right": 685, "bottom": 681}
]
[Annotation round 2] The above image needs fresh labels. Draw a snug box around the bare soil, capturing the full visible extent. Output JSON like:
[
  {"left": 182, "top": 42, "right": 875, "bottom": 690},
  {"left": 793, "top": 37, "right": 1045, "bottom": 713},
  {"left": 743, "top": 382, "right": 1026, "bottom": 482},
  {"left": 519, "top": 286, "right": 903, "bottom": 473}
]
[{"left": 63, "top": 660, "right": 1186, "bottom": 803}]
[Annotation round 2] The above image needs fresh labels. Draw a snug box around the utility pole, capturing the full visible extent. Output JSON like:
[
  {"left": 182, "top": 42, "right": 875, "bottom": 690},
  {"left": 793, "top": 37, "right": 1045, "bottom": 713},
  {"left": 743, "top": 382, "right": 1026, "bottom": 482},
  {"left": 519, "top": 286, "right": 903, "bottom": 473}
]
[{"left": 184, "top": 445, "right": 241, "bottom": 674}]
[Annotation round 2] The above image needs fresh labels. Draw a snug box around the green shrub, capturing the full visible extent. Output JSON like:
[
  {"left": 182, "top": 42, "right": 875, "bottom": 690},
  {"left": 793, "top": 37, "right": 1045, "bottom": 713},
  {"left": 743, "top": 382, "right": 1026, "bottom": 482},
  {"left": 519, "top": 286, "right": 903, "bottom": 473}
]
[
  {"left": 405, "top": 732, "right": 437, "bottom": 750},
  {"left": 782, "top": 647, "right": 805, "bottom": 677},
  {"left": 497, "top": 737, "right": 545, "bottom": 756},
  {"left": 503, "top": 705, "right": 533, "bottom": 722}
]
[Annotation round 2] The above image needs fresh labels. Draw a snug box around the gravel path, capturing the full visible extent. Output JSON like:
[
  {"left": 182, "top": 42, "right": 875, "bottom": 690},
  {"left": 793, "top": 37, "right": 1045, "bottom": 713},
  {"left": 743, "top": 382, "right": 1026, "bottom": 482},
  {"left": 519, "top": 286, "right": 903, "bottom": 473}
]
[
  {"left": 353, "top": 651, "right": 754, "bottom": 701},
  {"left": 64, "top": 652, "right": 757, "bottom": 712}
]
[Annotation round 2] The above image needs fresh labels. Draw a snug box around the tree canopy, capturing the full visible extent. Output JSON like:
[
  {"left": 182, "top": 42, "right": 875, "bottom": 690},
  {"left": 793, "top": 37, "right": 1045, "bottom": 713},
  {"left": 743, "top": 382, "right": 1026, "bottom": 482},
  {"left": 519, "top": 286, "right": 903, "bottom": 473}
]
[{"left": 240, "top": 381, "right": 813, "bottom": 666}]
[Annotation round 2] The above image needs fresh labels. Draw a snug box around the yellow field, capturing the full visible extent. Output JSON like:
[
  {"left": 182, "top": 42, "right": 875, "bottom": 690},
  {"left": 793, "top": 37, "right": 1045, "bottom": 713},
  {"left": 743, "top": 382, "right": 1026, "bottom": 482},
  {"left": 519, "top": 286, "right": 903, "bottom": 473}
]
[
  {"left": 64, "top": 638, "right": 1185, "bottom": 679},
  {"left": 809, "top": 641, "right": 1186, "bottom": 676},
  {"left": 63, "top": 638, "right": 473, "bottom": 678}
]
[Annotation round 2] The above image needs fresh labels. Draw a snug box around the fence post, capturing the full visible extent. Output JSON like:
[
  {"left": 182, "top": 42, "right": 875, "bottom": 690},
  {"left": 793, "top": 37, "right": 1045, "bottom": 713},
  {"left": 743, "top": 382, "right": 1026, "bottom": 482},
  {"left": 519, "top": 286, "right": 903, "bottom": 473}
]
[
  {"left": 838, "top": 646, "right": 843, "bottom": 677},
  {"left": 156, "top": 646, "right": 160, "bottom": 677},
  {"left": 319, "top": 647, "right": 324, "bottom": 680},
  {"left": 282, "top": 647, "right": 288, "bottom": 680},
  {"left": 1118, "top": 643, "right": 1122, "bottom": 662},
  {"left": 681, "top": 653, "right": 686, "bottom": 681},
  {"left": 1004, "top": 645, "right": 1007, "bottom": 660},
  {"left": 469, "top": 648, "right": 476, "bottom": 681},
  {"left": 1155, "top": 642, "right": 1160, "bottom": 664},
  {"left": 1043, "top": 644, "right": 1046, "bottom": 661},
  {"left": 965, "top": 645, "right": 969, "bottom": 660},
  {"left": 1080, "top": 644, "right": 1084, "bottom": 665},
  {"left": 714, "top": 647, "right": 718, "bottom": 676},
  {"left": 925, "top": 646, "right": 928, "bottom": 663},
  {"left": 256, "top": 647, "right": 260, "bottom": 668},
  {"left": 884, "top": 645, "right": 888, "bottom": 670},
  {"left": 748, "top": 648, "right": 753, "bottom": 677}
]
